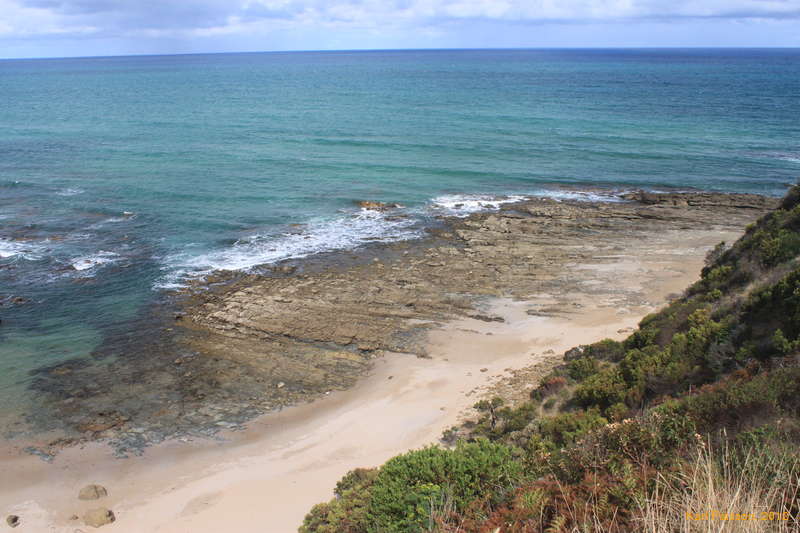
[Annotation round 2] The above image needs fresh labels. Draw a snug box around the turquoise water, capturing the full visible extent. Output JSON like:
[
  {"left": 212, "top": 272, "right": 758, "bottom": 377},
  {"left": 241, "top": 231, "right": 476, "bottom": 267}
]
[{"left": 1, "top": 49, "right": 799, "bottom": 428}]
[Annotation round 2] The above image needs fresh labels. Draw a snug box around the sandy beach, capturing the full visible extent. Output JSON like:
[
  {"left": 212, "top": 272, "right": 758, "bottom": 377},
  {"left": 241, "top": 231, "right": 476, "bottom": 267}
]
[{"left": 0, "top": 192, "right": 775, "bottom": 532}]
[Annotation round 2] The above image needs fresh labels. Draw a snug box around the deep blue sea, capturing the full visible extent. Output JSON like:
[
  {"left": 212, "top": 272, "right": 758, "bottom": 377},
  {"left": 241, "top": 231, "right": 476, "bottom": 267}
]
[{"left": 1, "top": 49, "right": 799, "bottom": 431}]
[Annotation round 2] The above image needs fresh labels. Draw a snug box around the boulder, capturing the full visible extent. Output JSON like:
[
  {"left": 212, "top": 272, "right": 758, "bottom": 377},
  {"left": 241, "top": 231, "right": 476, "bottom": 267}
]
[
  {"left": 6, "top": 515, "right": 20, "bottom": 528},
  {"left": 78, "top": 484, "right": 108, "bottom": 500},
  {"left": 83, "top": 508, "right": 115, "bottom": 528}
]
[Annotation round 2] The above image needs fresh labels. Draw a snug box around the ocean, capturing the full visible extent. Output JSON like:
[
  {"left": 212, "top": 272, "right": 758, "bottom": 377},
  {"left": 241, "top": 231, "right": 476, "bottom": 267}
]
[{"left": 0, "top": 48, "right": 798, "bottom": 437}]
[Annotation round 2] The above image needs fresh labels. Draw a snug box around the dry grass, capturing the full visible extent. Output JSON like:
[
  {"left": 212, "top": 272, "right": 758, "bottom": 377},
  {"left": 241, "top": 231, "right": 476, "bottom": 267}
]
[
  {"left": 426, "top": 442, "right": 799, "bottom": 533},
  {"left": 638, "top": 443, "right": 800, "bottom": 533}
]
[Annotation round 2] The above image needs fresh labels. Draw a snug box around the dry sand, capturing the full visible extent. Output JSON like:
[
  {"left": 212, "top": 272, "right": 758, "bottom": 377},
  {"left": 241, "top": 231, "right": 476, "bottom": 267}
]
[{"left": 0, "top": 228, "right": 740, "bottom": 533}]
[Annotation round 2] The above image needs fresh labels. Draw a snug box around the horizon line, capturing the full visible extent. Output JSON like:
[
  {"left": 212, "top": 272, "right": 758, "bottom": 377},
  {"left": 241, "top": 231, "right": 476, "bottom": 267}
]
[{"left": 2, "top": 45, "right": 800, "bottom": 62}]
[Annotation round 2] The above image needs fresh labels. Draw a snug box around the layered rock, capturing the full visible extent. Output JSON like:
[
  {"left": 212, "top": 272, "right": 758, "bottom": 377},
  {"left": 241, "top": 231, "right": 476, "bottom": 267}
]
[{"left": 22, "top": 191, "right": 779, "bottom": 454}]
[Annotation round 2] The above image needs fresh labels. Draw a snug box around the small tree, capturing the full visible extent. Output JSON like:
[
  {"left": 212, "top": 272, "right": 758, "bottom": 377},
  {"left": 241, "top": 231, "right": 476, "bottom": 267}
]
[{"left": 474, "top": 397, "right": 505, "bottom": 430}]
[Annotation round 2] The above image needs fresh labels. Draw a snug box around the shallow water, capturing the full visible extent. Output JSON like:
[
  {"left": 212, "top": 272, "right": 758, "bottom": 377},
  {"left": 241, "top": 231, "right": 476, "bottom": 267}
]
[{"left": 1, "top": 49, "right": 798, "bottom": 435}]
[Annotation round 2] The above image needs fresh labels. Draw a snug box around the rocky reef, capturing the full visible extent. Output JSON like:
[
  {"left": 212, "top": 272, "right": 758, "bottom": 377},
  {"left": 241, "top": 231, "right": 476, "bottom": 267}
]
[{"left": 16, "top": 190, "right": 777, "bottom": 456}]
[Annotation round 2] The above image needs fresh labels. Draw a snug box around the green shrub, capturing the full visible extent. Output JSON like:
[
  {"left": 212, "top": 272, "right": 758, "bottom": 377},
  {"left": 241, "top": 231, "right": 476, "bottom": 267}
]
[
  {"left": 756, "top": 228, "right": 800, "bottom": 266},
  {"left": 772, "top": 329, "right": 800, "bottom": 355},
  {"left": 659, "top": 368, "right": 800, "bottom": 431},
  {"left": 300, "top": 468, "right": 377, "bottom": 533},
  {"left": 335, "top": 468, "right": 378, "bottom": 497},
  {"left": 624, "top": 325, "right": 658, "bottom": 350},
  {"left": 537, "top": 408, "right": 608, "bottom": 447},
  {"left": 744, "top": 268, "right": 800, "bottom": 343},
  {"left": 606, "top": 402, "right": 630, "bottom": 422},
  {"left": 704, "top": 265, "right": 732, "bottom": 286},
  {"left": 704, "top": 241, "right": 728, "bottom": 268},
  {"left": 567, "top": 356, "right": 600, "bottom": 381},
  {"left": 583, "top": 338, "right": 626, "bottom": 362},
  {"left": 574, "top": 368, "right": 626, "bottom": 411},
  {"left": 366, "top": 440, "right": 522, "bottom": 532}
]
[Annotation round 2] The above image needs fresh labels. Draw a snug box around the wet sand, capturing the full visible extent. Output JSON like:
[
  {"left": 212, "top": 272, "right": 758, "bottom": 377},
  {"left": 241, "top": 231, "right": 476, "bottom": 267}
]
[{"left": 1, "top": 221, "right": 749, "bottom": 532}]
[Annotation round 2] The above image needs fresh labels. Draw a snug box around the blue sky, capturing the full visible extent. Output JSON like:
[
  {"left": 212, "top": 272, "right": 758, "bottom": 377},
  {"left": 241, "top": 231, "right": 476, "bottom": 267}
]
[{"left": 1, "top": 0, "right": 799, "bottom": 58}]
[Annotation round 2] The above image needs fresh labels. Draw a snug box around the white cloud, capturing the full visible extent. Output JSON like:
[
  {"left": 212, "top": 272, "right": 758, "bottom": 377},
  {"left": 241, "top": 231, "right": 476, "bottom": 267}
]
[
  {"left": 0, "top": 0, "right": 798, "bottom": 54},
  {"left": 0, "top": 0, "right": 96, "bottom": 37},
  {"left": 239, "top": 0, "right": 800, "bottom": 23}
]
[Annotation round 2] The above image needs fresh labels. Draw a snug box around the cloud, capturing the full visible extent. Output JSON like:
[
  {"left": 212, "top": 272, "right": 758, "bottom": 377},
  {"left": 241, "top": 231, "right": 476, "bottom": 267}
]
[{"left": 0, "top": 0, "right": 798, "bottom": 56}]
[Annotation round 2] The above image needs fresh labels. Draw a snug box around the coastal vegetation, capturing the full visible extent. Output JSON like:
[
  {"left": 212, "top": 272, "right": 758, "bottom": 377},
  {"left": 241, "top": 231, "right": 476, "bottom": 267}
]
[{"left": 300, "top": 186, "right": 800, "bottom": 532}]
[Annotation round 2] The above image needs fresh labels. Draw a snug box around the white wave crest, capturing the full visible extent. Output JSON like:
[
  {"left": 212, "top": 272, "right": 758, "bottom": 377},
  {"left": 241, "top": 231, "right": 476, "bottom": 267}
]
[
  {"left": 0, "top": 239, "right": 44, "bottom": 260},
  {"left": 156, "top": 209, "right": 421, "bottom": 289},
  {"left": 71, "top": 251, "right": 119, "bottom": 271},
  {"left": 430, "top": 194, "right": 528, "bottom": 216},
  {"left": 531, "top": 189, "right": 627, "bottom": 203},
  {"left": 56, "top": 187, "right": 84, "bottom": 196}
]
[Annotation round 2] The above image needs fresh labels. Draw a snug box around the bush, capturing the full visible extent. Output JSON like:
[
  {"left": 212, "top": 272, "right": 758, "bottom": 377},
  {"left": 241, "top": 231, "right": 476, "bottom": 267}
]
[
  {"left": 335, "top": 468, "right": 378, "bottom": 497},
  {"left": 584, "top": 338, "right": 626, "bottom": 362},
  {"left": 366, "top": 440, "right": 522, "bottom": 532},
  {"left": 606, "top": 402, "right": 630, "bottom": 422},
  {"left": 624, "top": 325, "right": 658, "bottom": 351},
  {"left": 658, "top": 367, "right": 800, "bottom": 432},
  {"left": 743, "top": 267, "right": 800, "bottom": 343},
  {"left": 773, "top": 329, "right": 800, "bottom": 355},
  {"left": 703, "top": 265, "right": 732, "bottom": 286},
  {"left": 756, "top": 228, "right": 800, "bottom": 266},
  {"left": 567, "top": 357, "right": 600, "bottom": 381},
  {"left": 300, "top": 468, "right": 377, "bottom": 533},
  {"left": 574, "top": 367, "right": 627, "bottom": 411},
  {"left": 537, "top": 408, "right": 608, "bottom": 448}
]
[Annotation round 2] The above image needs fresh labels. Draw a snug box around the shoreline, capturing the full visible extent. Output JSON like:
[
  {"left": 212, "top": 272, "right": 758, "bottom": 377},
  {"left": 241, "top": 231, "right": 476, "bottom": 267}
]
[
  {"left": 3, "top": 192, "right": 777, "bottom": 452},
  {"left": 0, "top": 190, "right": 777, "bottom": 532},
  {"left": 0, "top": 247, "right": 725, "bottom": 532}
]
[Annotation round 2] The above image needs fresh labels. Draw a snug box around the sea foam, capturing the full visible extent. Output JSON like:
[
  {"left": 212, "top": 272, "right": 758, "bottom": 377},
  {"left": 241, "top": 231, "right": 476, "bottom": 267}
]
[
  {"left": 532, "top": 189, "right": 627, "bottom": 203},
  {"left": 430, "top": 190, "right": 624, "bottom": 217},
  {"left": 156, "top": 189, "right": 632, "bottom": 289},
  {"left": 430, "top": 194, "right": 528, "bottom": 216},
  {"left": 156, "top": 208, "right": 422, "bottom": 289},
  {"left": 55, "top": 187, "right": 85, "bottom": 196},
  {"left": 70, "top": 251, "right": 119, "bottom": 272},
  {"left": 0, "top": 239, "right": 44, "bottom": 260}
]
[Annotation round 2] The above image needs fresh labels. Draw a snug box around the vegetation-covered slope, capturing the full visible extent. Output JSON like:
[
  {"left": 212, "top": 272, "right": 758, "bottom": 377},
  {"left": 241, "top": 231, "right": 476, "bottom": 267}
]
[{"left": 301, "top": 187, "right": 800, "bottom": 533}]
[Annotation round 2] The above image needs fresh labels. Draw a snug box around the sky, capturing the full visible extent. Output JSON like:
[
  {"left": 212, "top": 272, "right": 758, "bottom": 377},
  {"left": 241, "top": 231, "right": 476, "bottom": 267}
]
[{"left": 1, "top": 0, "right": 799, "bottom": 58}]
